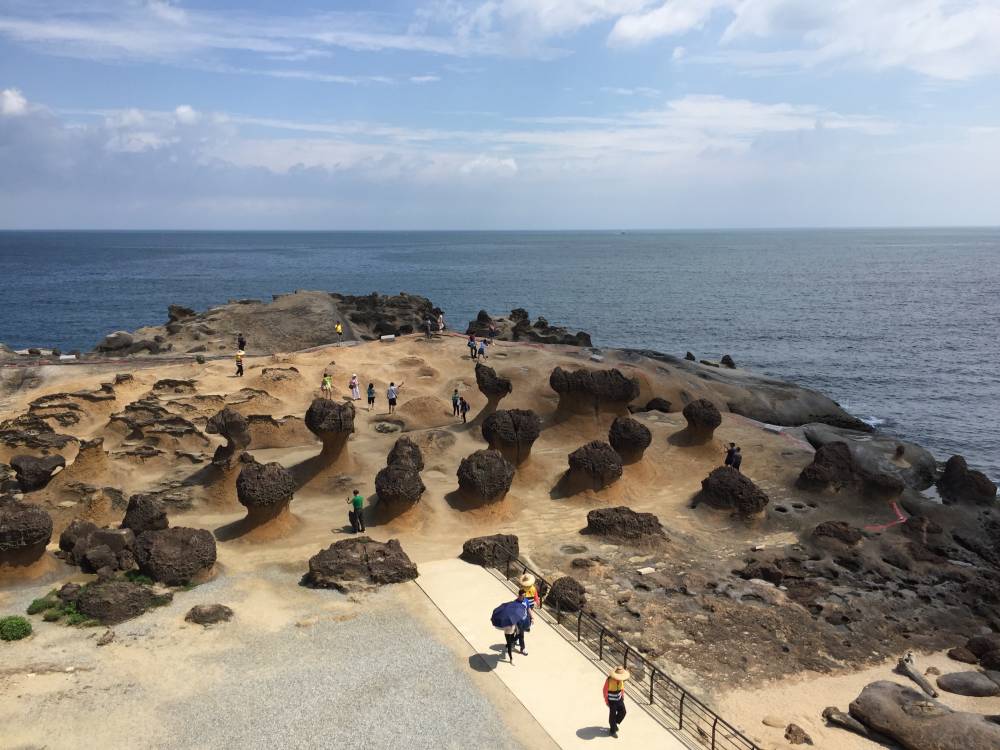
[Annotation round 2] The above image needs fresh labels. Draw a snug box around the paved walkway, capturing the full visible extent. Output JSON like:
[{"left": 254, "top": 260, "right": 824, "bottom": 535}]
[{"left": 416, "top": 559, "right": 689, "bottom": 749}]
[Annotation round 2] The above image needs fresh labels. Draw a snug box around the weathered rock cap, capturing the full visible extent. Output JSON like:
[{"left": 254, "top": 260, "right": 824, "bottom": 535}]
[
  {"left": 680, "top": 399, "right": 722, "bottom": 443},
  {"left": 608, "top": 416, "right": 652, "bottom": 463},
  {"left": 374, "top": 463, "right": 425, "bottom": 508},
  {"left": 235, "top": 458, "right": 296, "bottom": 510},
  {"left": 543, "top": 576, "right": 585, "bottom": 612},
  {"left": 797, "top": 442, "right": 856, "bottom": 492},
  {"left": 387, "top": 436, "right": 424, "bottom": 471},
  {"left": 121, "top": 494, "right": 169, "bottom": 535},
  {"left": 75, "top": 579, "right": 172, "bottom": 624},
  {"left": 303, "top": 536, "right": 417, "bottom": 592},
  {"left": 460, "top": 534, "right": 519, "bottom": 566},
  {"left": 0, "top": 495, "right": 53, "bottom": 565},
  {"left": 585, "top": 506, "right": 664, "bottom": 540},
  {"left": 696, "top": 466, "right": 769, "bottom": 517},
  {"left": 185, "top": 604, "right": 234, "bottom": 626},
  {"left": 134, "top": 527, "right": 217, "bottom": 585},
  {"left": 475, "top": 363, "right": 513, "bottom": 400},
  {"left": 549, "top": 367, "right": 639, "bottom": 412},
  {"left": 811, "top": 520, "right": 863, "bottom": 547},
  {"left": 10, "top": 454, "right": 65, "bottom": 492},
  {"left": 456, "top": 449, "right": 515, "bottom": 504},
  {"left": 305, "top": 398, "right": 355, "bottom": 437},
  {"left": 566, "top": 441, "right": 623, "bottom": 491},
  {"left": 205, "top": 407, "right": 251, "bottom": 468},
  {"left": 481, "top": 409, "right": 541, "bottom": 464}
]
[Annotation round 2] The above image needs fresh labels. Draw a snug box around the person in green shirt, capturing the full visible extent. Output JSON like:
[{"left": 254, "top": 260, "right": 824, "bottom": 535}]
[{"left": 346, "top": 489, "right": 365, "bottom": 533}]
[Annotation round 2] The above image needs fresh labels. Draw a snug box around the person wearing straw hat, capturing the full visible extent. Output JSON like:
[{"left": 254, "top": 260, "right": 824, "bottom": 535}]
[
  {"left": 603, "top": 666, "right": 630, "bottom": 738},
  {"left": 516, "top": 573, "right": 540, "bottom": 653}
]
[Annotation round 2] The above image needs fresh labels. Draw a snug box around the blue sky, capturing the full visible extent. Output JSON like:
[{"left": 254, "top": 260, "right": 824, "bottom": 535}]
[{"left": 1, "top": 0, "right": 999, "bottom": 229}]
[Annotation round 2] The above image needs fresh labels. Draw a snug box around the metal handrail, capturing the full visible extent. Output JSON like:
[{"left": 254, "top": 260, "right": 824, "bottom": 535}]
[{"left": 488, "top": 541, "right": 762, "bottom": 750}]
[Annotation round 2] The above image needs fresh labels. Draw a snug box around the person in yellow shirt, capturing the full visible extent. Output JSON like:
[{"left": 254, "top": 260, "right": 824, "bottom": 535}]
[
  {"left": 335, "top": 321, "right": 343, "bottom": 340},
  {"left": 515, "top": 573, "right": 540, "bottom": 655},
  {"left": 603, "top": 666, "right": 630, "bottom": 737},
  {"left": 235, "top": 350, "right": 244, "bottom": 377}
]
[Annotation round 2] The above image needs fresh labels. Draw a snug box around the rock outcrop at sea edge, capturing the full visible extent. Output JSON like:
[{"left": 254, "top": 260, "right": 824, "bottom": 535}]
[
  {"left": 549, "top": 367, "right": 640, "bottom": 416},
  {"left": 205, "top": 408, "right": 251, "bottom": 469},
  {"left": 585, "top": 506, "right": 664, "bottom": 541},
  {"left": 456, "top": 449, "right": 515, "bottom": 504},
  {"left": 11, "top": 454, "right": 65, "bottom": 491},
  {"left": 333, "top": 292, "right": 441, "bottom": 339},
  {"left": 481, "top": 409, "right": 541, "bottom": 464},
  {"left": 696, "top": 466, "right": 769, "bottom": 516},
  {"left": 0, "top": 495, "right": 53, "bottom": 568},
  {"left": 680, "top": 399, "right": 722, "bottom": 444},
  {"left": 466, "top": 309, "right": 591, "bottom": 347},
  {"left": 475, "top": 363, "right": 512, "bottom": 415},
  {"left": 303, "top": 537, "right": 418, "bottom": 592},
  {"left": 847, "top": 680, "right": 1000, "bottom": 750},
  {"left": 304, "top": 398, "right": 354, "bottom": 460},
  {"left": 460, "top": 534, "right": 519, "bottom": 566},
  {"left": 134, "top": 527, "right": 216, "bottom": 585},
  {"left": 608, "top": 416, "right": 652, "bottom": 464},
  {"left": 566, "top": 441, "right": 623, "bottom": 492},
  {"left": 235, "top": 455, "right": 297, "bottom": 527},
  {"left": 937, "top": 455, "right": 997, "bottom": 505}
]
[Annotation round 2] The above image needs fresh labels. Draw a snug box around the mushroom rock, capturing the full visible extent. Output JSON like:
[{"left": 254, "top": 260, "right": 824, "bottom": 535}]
[
  {"left": 937, "top": 455, "right": 997, "bottom": 505},
  {"left": 456, "top": 449, "right": 515, "bottom": 504},
  {"left": 11, "top": 454, "right": 66, "bottom": 492},
  {"left": 696, "top": 466, "right": 770, "bottom": 517},
  {"left": 120, "top": 494, "right": 169, "bottom": 535},
  {"left": 549, "top": 367, "right": 640, "bottom": 416},
  {"left": 460, "top": 534, "right": 519, "bottom": 566},
  {"left": 545, "top": 576, "right": 586, "bottom": 612},
  {"left": 848, "top": 680, "right": 1000, "bottom": 750},
  {"left": 585, "top": 506, "right": 664, "bottom": 540},
  {"left": 387, "top": 436, "right": 424, "bottom": 471},
  {"left": 134, "top": 527, "right": 217, "bottom": 585},
  {"left": 720, "top": 354, "right": 736, "bottom": 368},
  {"left": 679, "top": 399, "right": 722, "bottom": 444},
  {"left": 304, "top": 398, "right": 355, "bottom": 459},
  {"left": 645, "top": 397, "right": 671, "bottom": 413},
  {"left": 205, "top": 407, "right": 251, "bottom": 469},
  {"left": 303, "top": 537, "right": 417, "bottom": 592},
  {"left": 375, "top": 463, "right": 426, "bottom": 510},
  {"left": 235, "top": 456, "right": 297, "bottom": 526},
  {"left": 797, "top": 442, "right": 857, "bottom": 492},
  {"left": 481, "top": 409, "right": 541, "bottom": 464},
  {"left": 566, "top": 441, "right": 623, "bottom": 492},
  {"left": 0, "top": 495, "right": 53, "bottom": 568},
  {"left": 811, "top": 521, "right": 863, "bottom": 547},
  {"left": 684, "top": 352, "right": 696, "bottom": 361},
  {"left": 608, "top": 416, "right": 652, "bottom": 464},
  {"left": 475, "top": 363, "right": 513, "bottom": 414}
]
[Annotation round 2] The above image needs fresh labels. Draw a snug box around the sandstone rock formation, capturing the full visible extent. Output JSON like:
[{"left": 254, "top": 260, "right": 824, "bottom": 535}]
[
  {"left": 680, "top": 399, "right": 722, "bottom": 444},
  {"left": 466, "top": 309, "right": 591, "bottom": 347},
  {"left": 205, "top": 407, "right": 251, "bottom": 468},
  {"left": 120, "top": 494, "right": 169, "bottom": 535},
  {"left": 802, "top": 424, "right": 937, "bottom": 491},
  {"left": 303, "top": 537, "right": 417, "bottom": 592},
  {"left": 481, "top": 409, "right": 541, "bottom": 464},
  {"left": 456, "top": 449, "right": 515, "bottom": 504},
  {"left": 566, "top": 441, "right": 623, "bottom": 492},
  {"left": 185, "top": 604, "right": 234, "bottom": 626},
  {"left": 0, "top": 495, "right": 53, "bottom": 567},
  {"left": 374, "top": 463, "right": 426, "bottom": 509},
  {"left": 475, "top": 363, "right": 512, "bottom": 415},
  {"left": 549, "top": 367, "right": 639, "bottom": 416},
  {"left": 11, "top": 454, "right": 65, "bottom": 491},
  {"left": 386, "top": 436, "right": 424, "bottom": 471},
  {"left": 608, "top": 416, "right": 652, "bottom": 463},
  {"left": 696, "top": 466, "right": 769, "bottom": 516},
  {"left": 460, "top": 534, "right": 519, "bottom": 566},
  {"left": 936, "top": 671, "right": 1000, "bottom": 697},
  {"left": 235, "top": 456, "right": 297, "bottom": 527},
  {"left": 545, "top": 576, "right": 585, "bottom": 612},
  {"left": 811, "top": 521, "right": 863, "bottom": 547},
  {"left": 134, "top": 527, "right": 217, "bottom": 585},
  {"left": 585, "top": 506, "right": 664, "bottom": 540},
  {"left": 334, "top": 292, "right": 440, "bottom": 339},
  {"left": 937, "top": 455, "right": 997, "bottom": 505},
  {"left": 74, "top": 580, "right": 172, "bottom": 625},
  {"left": 644, "top": 397, "right": 671, "bottom": 413},
  {"left": 797, "top": 442, "right": 857, "bottom": 492},
  {"left": 304, "top": 398, "right": 355, "bottom": 460}
]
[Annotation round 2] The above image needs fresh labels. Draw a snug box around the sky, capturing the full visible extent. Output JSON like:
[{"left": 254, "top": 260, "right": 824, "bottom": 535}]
[{"left": 1, "top": 0, "right": 999, "bottom": 229}]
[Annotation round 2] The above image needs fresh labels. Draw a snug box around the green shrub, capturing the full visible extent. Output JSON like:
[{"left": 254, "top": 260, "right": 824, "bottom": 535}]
[
  {"left": 124, "top": 571, "right": 154, "bottom": 586},
  {"left": 65, "top": 611, "right": 88, "bottom": 626},
  {"left": 0, "top": 615, "right": 33, "bottom": 641},
  {"left": 26, "top": 593, "right": 59, "bottom": 615},
  {"left": 42, "top": 609, "right": 63, "bottom": 622}
]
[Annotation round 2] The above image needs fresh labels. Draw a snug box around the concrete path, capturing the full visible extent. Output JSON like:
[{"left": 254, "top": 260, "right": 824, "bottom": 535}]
[{"left": 416, "top": 559, "right": 689, "bottom": 749}]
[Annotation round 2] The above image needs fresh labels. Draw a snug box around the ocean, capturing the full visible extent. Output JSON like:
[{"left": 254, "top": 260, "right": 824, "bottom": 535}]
[{"left": 1, "top": 229, "right": 997, "bottom": 480}]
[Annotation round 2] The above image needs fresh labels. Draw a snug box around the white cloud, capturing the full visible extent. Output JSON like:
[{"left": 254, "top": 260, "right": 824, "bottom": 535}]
[
  {"left": 601, "top": 86, "right": 661, "bottom": 97},
  {"left": 1, "top": 87, "right": 28, "bottom": 116},
  {"left": 459, "top": 154, "right": 519, "bottom": 176},
  {"left": 174, "top": 104, "right": 200, "bottom": 125},
  {"left": 410, "top": 75, "right": 441, "bottom": 84},
  {"left": 609, "top": 0, "right": 733, "bottom": 46}
]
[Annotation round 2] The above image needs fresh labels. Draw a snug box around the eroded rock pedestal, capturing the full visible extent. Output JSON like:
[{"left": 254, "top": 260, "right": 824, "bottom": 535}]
[
  {"left": 475, "top": 363, "right": 512, "bottom": 417},
  {"left": 549, "top": 367, "right": 639, "bottom": 416},
  {"left": 0, "top": 495, "right": 53, "bottom": 570},
  {"left": 585, "top": 506, "right": 664, "bottom": 541},
  {"left": 456, "top": 449, "right": 515, "bottom": 505},
  {"left": 608, "top": 416, "right": 651, "bottom": 464},
  {"left": 234, "top": 455, "right": 297, "bottom": 533},
  {"left": 696, "top": 466, "right": 769, "bottom": 517},
  {"left": 481, "top": 409, "right": 541, "bottom": 465},
  {"left": 565, "top": 441, "right": 623, "bottom": 493},
  {"left": 304, "top": 398, "right": 355, "bottom": 461},
  {"left": 205, "top": 407, "right": 251, "bottom": 469},
  {"left": 679, "top": 399, "right": 722, "bottom": 444}
]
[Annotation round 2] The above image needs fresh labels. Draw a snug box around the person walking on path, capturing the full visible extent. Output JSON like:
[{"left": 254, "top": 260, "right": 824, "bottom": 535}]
[
  {"left": 516, "top": 575, "right": 540, "bottom": 655},
  {"left": 732, "top": 446, "right": 743, "bottom": 473},
  {"left": 387, "top": 382, "right": 403, "bottom": 414},
  {"left": 424, "top": 318, "right": 433, "bottom": 338},
  {"left": 459, "top": 397, "right": 471, "bottom": 423},
  {"left": 321, "top": 372, "right": 333, "bottom": 398},
  {"left": 603, "top": 667, "right": 630, "bottom": 738},
  {"left": 477, "top": 339, "right": 489, "bottom": 360},
  {"left": 467, "top": 334, "right": 477, "bottom": 360},
  {"left": 437, "top": 313, "right": 445, "bottom": 333},
  {"left": 349, "top": 374, "right": 361, "bottom": 401},
  {"left": 237, "top": 333, "right": 247, "bottom": 351},
  {"left": 724, "top": 443, "right": 737, "bottom": 467},
  {"left": 346, "top": 488, "right": 365, "bottom": 533},
  {"left": 492, "top": 591, "right": 531, "bottom": 664},
  {"left": 335, "top": 321, "right": 343, "bottom": 341},
  {"left": 366, "top": 382, "right": 376, "bottom": 411},
  {"left": 452, "top": 389, "right": 461, "bottom": 417},
  {"left": 235, "top": 350, "right": 245, "bottom": 377},
  {"left": 488, "top": 322, "right": 497, "bottom": 342}
]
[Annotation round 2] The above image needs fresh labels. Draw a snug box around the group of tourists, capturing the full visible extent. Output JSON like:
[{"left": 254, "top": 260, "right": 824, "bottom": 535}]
[
  {"left": 451, "top": 388, "right": 471, "bottom": 422},
  {"left": 724, "top": 442, "right": 743, "bottom": 471},
  {"left": 319, "top": 372, "right": 402, "bottom": 413},
  {"left": 467, "top": 334, "right": 490, "bottom": 360},
  {"left": 424, "top": 313, "right": 446, "bottom": 338}
]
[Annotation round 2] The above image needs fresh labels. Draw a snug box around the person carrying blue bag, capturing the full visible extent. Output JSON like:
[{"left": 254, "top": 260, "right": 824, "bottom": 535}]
[{"left": 491, "top": 590, "right": 532, "bottom": 664}]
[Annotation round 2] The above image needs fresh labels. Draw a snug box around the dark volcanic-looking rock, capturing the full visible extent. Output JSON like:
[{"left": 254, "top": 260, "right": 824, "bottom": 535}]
[
  {"left": 720, "top": 354, "right": 736, "bottom": 369},
  {"left": 947, "top": 647, "right": 979, "bottom": 665},
  {"left": 121, "top": 494, "right": 169, "bottom": 535},
  {"left": 797, "top": 442, "right": 857, "bottom": 492},
  {"left": 59, "top": 518, "right": 97, "bottom": 553},
  {"left": 76, "top": 580, "right": 170, "bottom": 625},
  {"left": 387, "top": 436, "right": 424, "bottom": 471},
  {"left": 466, "top": 309, "right": 591, "bottom": 346},
  {"left": 697, "top": 466, "right": 769, "bottom": 516},
  {"left": 481, "top": 409, "right": 541, "bottom": 464},
  {"left": 11, "top": 454, "right": 66, "bottom": 492},
  {"left": 645, "top": 397, "right": 671, "bottom": 413},
  {"left": 608, "top": 416, "right": 652, "bottom": 463},
  {"left": 303, "top": 536, "right": 417, "bottom": 592},
  {"left": 185, "top": 604, "right": 234, "bottom": 625},
  {"left": 205, "top": 407, "right": 251, "bottom": 468},
  {"left": 546, "top": 576, "right": 585, "bottom": 612},
  {"left": 375, "top": 463, "right": 425, "bottom": 508},
  {"left": 680, "top": 399, "right": 722, "bottom": 443},
  {"left": 585, "top": 506, "right": 664, "bottom": 540},
  {"left": 811, "top": 521, "right": 863, "bottom": 547},
  {"left": 966, "top": 634, "right": 1000, "bottom": 658},
  {"left": 236, "top": 459, "right": 296, "bottom": 511},
  {"left": 860, "top": 469, "right": 905, "bottom": 500},
  {"left": 167, "top": 304, "right": 196, "bottom": 323},
  {"left": 936, "top": 672, "right": 1000, "bottom": 697},
  {"left": 460, "top": 534, "right": 519, "bottom": 566},
  {"left": 937, "top": 455, "right": 997, "bottom": 505},
  {"left": 849, "top": 680, "right": 1000, "bottom": 750},
  {"left": 475, "top": 363, "right": 513, "bottom": 402},
  {"left": 134, "top": 527, "right": 217, "bottom": 585},
  {"left": 456, "top": 450, "right": 515, "bottom": 503},
  {"left": 0, "top": 495, "right": 52, "bottom": 565},
  {"left": 96, "top": 331, "right": 134, "bottom": 352},
  {"left": 566, "top": 441, "right": 623, "bottom": 491},
  {"left": 305, "top": 399, "right": 355, "bottom": 456},
  {"left": 549, "top": 367, "right": 640, "bottom": 414}
]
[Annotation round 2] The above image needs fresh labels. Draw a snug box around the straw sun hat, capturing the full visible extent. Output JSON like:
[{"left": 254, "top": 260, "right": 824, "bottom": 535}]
[
  {"left": 518, "top": 573, "right": 535, "bottom": 588},
  {"left": 609, "top": 667, "right": 631, "bottom": 681}
]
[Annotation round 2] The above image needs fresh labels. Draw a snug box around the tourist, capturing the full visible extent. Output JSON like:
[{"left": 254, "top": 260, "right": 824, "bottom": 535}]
[
  {"left": 321, "top": 371, "right": 333, "bottom": 398},
  {"left": 452, "top": 388, "right": 461, "bottom": 417},
  {"left": 493, "top": 591, "right": 531, "bottom": 664},
  {"left": 335, "top": 321, "right": 343, "bottom": 340},
  {"left": 437, "top": 313, "right": 445, "bottom": 333},
  {"left": 488, "top": 321, "right": 497, "bottom": 341},
  {"left": 516, "top": 574, "right": 540, "bottom": 655},
  {"left": 732, "top": 447, "right": 743, "bottom": 473},
  {"left": 467, "top": 334, "right": 477, "bottom": 359},
  {"left": 237, "top": 333, "right": 247, "bottom": 351},
  {"left": 387, "top": 381, "right": 403, "bottom": 414},
  {"left": 349, "top": 373, "right": 360, "bottom": 401},
  {"left": 424, "top": 318, "right": 433, "bottom": 338},
  {"left": 477, "top": 339, "right": 489, "bottom": 360},
  {"left": 724, "top": 443, "right": 737, "bottom": 466},
  {"left": 603, "top": 666, "right": 630, "bottom": 738},
  {"left": 235, "top": 350, "right": 244, "bottom": 377},
  {"left": 366, "top": 382, "right": 376, "bottom": 411},
  {"left": 459, "top": 397, "right": 470, "bottom": 423},
  {"left": 346, "top": 488, "right": 365, "bottom": 533}
]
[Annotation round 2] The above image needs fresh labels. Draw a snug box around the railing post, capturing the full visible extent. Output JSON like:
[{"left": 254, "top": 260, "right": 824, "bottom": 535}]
[
  {"left": 711, "top": 716, "right": 719, "bottom": 750},
  {"left": 678, "top": 692, "right": 686, "bottom": 731},
  {"left": 598, "top": 627, "right": 605, "bottom": 660},
  {"left": 555, "top": 598, "right": 562, "bottom": 624},
  {"left": 504, "top": 552, "right": 510, "bottom": 580},
  {"left": 623, "top": 646, "right": 630, "bottom": 670},
  {"left": 648, "top": 668, "right": 655, "bottom": 705},
  {"left": 577, "top": 611, "right": 582, "bottom": 641}
]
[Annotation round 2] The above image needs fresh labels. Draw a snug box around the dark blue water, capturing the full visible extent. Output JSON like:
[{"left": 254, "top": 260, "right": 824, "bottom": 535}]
[{"left": 1, "top": 229, "right": 998, "bottom": 479}]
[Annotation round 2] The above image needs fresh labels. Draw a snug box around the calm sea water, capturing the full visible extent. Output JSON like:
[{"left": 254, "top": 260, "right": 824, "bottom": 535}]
[{"left": 1, "top": 229, "right": 997, "bottom": 480}]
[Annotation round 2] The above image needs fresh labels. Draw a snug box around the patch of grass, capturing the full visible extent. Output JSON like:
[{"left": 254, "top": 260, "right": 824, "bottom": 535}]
[
  {"left": 0, "top": 615, "right": 33, "bottom": 641},
  {"left": 151, "top": 594, "right": 173, "bottom": 608},
  {"left": 42, "top": 608, "right": 63, "bottom": 622},
  {"left": 124, "top": 571, "right": 154, "bottom": 586},
  {"left": 26, "top": 592, "right": 59, "bottom": 615},
  {"left": 181, "top": 581, "right": 201, "bottom": 591},
  {"left": 64, "top": 610, "right": 88, "bottom": 626}
]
